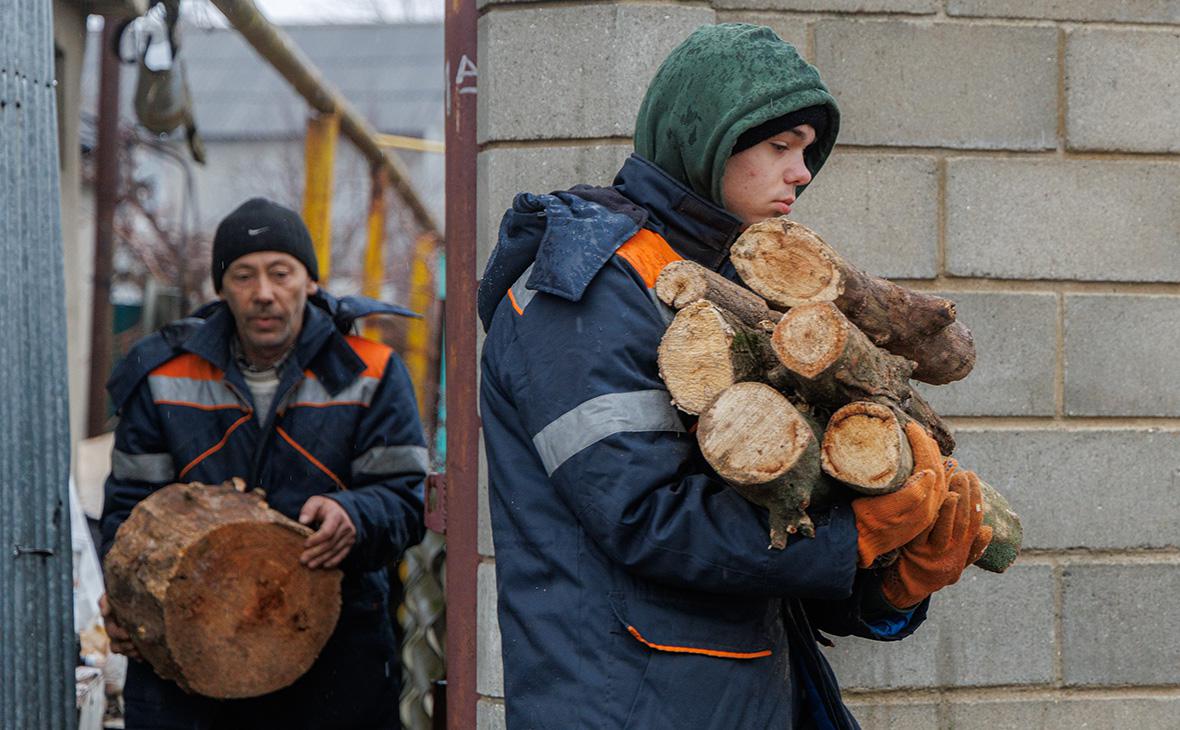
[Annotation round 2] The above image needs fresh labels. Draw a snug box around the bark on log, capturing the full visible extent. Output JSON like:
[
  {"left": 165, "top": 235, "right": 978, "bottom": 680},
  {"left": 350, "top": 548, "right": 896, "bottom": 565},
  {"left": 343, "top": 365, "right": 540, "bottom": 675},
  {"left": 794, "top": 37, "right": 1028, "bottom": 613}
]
[
  {"left": 654, "top": 259, "right": 782, "bottom": 330},
  {"left": 658, "top": 300, "right": 779, "bottom": 415},
  {"left": 771, "top": 301, "right": 955, "bottom": 454},
  {"left": 977, "top": 480, "right": 1023, "bottom": 574},
  {"left": 103, "top": 482, "right": 342, "bottom": 698},
  {"left": 730, "top": 218, "right": 976, "bottom": 384},
  {"left": 697, "top": 382, "right": 837, "bottom": 547}
]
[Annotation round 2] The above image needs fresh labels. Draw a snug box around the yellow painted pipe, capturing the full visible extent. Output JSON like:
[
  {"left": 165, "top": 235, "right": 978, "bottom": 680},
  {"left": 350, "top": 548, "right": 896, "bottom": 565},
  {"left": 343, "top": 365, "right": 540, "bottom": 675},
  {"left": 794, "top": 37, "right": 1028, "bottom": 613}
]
[
  {"left": 403, "top": 231, "right": 439, "bottom": 423},
  {"left": 362, "top": 169, "right": 389, "bottom": 341},
  {"left": 303, "top": 111, "right": 339, "bottom": 282},
  {"left": 375, "top": 134, "right": 445, "bottom": 154}
]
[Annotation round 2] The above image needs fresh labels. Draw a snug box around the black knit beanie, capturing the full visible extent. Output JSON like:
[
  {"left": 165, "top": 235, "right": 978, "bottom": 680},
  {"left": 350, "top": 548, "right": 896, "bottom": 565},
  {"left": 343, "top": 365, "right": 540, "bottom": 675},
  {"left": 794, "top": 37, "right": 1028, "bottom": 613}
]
[
  {"left": 731, "top": 105, "right": 830, "bottom": 156},
  {"left": 211, "top": 197, "right": 319, "bottom": 292}
]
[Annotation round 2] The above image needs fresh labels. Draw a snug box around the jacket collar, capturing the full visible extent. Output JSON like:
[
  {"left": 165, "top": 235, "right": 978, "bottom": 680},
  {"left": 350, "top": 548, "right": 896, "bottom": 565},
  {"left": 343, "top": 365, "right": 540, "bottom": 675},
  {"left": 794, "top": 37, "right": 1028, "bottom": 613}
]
[
  {"left": 184, "top": 300, "right": 365, "bottom": 397},
  {"left": 612, "top": 154, "right": 744, "bottom": 271}
]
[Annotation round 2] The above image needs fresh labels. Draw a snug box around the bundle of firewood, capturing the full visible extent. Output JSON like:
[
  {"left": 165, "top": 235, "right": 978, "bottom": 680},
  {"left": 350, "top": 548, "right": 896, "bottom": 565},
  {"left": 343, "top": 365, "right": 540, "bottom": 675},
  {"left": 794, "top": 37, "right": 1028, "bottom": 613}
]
[
  {"left": 656, "top": 218, "right": 1021, "bottom": 573},
  {"left": 103, "top": 481, "right": 342, "bottom": 697}
]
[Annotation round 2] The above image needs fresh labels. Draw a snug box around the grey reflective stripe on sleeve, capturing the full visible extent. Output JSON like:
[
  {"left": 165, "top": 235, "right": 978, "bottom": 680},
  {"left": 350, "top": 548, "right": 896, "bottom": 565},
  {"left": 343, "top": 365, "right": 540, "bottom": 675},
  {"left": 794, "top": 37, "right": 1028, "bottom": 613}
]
[
  {"left": 148, "top": 376, "right": 242, "bottom": 409},
  {"left": 111, "top": 449, "right": 176, "bottom": 483},
  {"left": 352, "top": 444, "right": 430, "bottom": 478},
  {"left": 510, "top": 263, "right": 537, "bottom": 313},
  {"left": 288, "top": 376, "right": 380, "bottom": 408},
  {"left": 532, "top": 389, "right": 685, "bottom": 476}
]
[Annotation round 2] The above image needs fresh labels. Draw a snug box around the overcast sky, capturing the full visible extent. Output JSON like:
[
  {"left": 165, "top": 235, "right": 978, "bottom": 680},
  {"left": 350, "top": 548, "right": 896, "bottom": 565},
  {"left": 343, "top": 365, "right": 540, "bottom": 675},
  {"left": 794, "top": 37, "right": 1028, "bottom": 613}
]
[
  {"left": 190, "top": 0, "right": 441, "bottom": 25},
  {"left": 90, "top": 0, "right": 442, "bottom": 29}
]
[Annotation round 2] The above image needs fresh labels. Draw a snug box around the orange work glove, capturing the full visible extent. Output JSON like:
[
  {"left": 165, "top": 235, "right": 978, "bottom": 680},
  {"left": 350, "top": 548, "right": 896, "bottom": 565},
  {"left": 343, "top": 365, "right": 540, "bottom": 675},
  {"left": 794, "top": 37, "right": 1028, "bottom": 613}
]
[
  {"left": 881, "top": 468, "right": 994, "bottom": 609},
  {"left": 851, "top": 422, "right": 950, "bottom": 569}
]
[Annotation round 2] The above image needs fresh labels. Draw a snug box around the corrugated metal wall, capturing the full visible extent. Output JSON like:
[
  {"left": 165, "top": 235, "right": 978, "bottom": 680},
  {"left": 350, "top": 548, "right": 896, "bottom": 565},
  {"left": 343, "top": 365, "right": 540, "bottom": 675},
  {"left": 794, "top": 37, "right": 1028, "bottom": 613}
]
[{"left": 0, "top": 0, "right": 77, "bottom": 727}]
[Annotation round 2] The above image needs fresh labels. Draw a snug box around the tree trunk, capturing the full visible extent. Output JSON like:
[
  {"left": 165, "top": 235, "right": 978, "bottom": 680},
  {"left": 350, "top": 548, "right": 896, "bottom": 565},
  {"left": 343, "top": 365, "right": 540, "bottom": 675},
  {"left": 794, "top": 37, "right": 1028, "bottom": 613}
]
[
  {"left": 654, "top": 259, "right": 782, "bottom": 330},
  {"left": 771, "top": 301, "right": 955, "bottom": 454},
  {"left": 697, "top": 382, "right": 837, "bottom": 547},
  {"left": 658, "top": 300, "right": 779, "bottom": 415},
  {"left": 730, "top": 218, "right": 975, "bottom": 384},
  {"left": 103, "top": 482, "right": 343, "bottom": 698},
  {"left": 977, "top": 480, "right": 1023, "bottom": 574}
]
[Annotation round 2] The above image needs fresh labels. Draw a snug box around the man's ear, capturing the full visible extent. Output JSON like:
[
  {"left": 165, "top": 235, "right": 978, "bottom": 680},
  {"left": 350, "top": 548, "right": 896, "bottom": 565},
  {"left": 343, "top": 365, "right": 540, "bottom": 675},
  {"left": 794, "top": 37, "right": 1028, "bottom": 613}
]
[{"left": 306, "top": 280, "right": 319, "bottom": 296}]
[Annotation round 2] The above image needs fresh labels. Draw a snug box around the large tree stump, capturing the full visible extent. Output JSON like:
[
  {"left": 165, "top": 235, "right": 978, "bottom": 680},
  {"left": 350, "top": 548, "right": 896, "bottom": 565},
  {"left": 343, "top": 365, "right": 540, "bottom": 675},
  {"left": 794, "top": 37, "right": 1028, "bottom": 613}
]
[
  {"left": 697, "top": 383, "right": 837, "bottom": 547},
  {"left": 654, "top": 259, "right": 783, "bottom": 330},
  {"left": 103, "top": 482, "right": 343, "bottom": 698},
  {"left": 771, "top": 301, "right": 955, "bottom": 454},
  {"left": 658, "top": 300, "right": 780, "bottom": 415},
  {"left": 730, "top": 218, "right": 976, "bottom": 384}
]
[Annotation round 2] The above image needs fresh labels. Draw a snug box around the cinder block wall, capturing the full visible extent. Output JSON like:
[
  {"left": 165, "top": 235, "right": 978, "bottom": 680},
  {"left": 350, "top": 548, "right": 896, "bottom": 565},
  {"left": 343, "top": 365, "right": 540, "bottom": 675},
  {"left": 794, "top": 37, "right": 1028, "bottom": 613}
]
[{"left": 475, "top": 2, "right": 1180, "bottom": 726}]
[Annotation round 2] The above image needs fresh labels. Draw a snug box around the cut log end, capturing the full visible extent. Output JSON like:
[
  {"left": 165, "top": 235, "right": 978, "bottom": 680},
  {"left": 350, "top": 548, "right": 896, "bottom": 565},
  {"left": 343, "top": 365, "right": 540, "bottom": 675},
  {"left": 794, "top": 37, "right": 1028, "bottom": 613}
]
[
  {"left": 771, "top": 302, "right": 849, "bottom": 380},
  {"left": 821, "top": 402, "right": 913, "bottom": 494},
  {"left": 731, "top": 218, "right": 843, "bottom": 308},
  {"left": 104, "top": 483, "right": 343, "bottom": 699},
  {"left": 698, "top": 382, "right": 813, "bottom": 485},
  {"left": 654, "top": 260, "right": 711, "bottom": 309},
  {"left": 164, "top": 523, "right": 342, "bottom": 698},
  {"left": 658, "top": 300, "right": 741, "bottom": 414}
]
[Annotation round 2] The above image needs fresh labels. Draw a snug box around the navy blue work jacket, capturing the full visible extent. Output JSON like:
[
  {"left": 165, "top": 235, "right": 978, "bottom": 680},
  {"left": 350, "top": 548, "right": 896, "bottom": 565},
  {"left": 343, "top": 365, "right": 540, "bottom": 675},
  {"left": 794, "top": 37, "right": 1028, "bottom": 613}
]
[
  {"left": 100, "top": 292, "right": 427, "bottom": 727},
  {"left": 478, "top": 155, "right": 927, "bottom": 730}
]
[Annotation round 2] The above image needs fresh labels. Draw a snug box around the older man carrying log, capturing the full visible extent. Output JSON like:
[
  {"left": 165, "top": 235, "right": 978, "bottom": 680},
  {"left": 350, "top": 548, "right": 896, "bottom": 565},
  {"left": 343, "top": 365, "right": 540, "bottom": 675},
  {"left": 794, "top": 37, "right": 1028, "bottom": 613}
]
[
  {"left": 478, "top": 24, "right": 990, "bottom": 729},
  {"left": 98, "top": 197, "right": 428, "bottom": 729}
]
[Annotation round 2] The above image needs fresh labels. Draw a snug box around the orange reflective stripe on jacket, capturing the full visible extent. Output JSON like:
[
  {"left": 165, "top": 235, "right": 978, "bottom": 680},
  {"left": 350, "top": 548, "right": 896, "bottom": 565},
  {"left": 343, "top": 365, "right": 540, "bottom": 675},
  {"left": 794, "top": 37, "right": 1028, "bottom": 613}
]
[{"left": 615, "top": 228, "right": 683, "bottom": 288}]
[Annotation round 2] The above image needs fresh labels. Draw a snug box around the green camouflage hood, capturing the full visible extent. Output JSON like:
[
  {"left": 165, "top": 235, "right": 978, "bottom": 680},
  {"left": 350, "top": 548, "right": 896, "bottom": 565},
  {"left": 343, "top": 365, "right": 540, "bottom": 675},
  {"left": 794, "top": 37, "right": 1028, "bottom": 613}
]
[{"left": 633, "top": 23, "right": 840, "bottom": 206}]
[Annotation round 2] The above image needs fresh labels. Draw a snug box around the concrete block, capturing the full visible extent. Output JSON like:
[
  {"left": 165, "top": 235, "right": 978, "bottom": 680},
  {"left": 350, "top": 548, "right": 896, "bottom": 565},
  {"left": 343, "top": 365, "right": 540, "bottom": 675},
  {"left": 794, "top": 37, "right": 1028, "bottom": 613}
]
[
  {"left": 790, "top": 153, "right": 938, "bottom": 280},
  {"left": 1067, "top": 29, "right": 1180, "bottom": 154},
  {"left": 479, "top": 434, "right": 494, "bottom": 557},
  {"left": 947, "top": 695, "right": 1180, "bottom": 730},
  {"left": 914, "top": 292, "right": 1057, "bottom": 417},
  {"left": 713, "top": 0, "right": 935, "bottom": 13},
  {"left": 814, "top": 21, "right": 1057, "bottom": 150},
  {"left": 477, "top": 561, "right": 505, "bottom": 698},
  {"left": 951, "top": 429, "right": 1180, "bottom": 551},
  {"left": 477, "top": 698, "right": 507, "bottom": 730},
  {"left": 1065, "top": 295, "right": 1180, "bottom": 416},
  {"left": 946, "top": 158, "right": 1180, "bottom": 281},
  {"left": 950, "top": 0, "right": 1180, "bottom": 25},
  {"left": 478, "top": 5, "right": 715, "bottom": 143},
  {"left": 843, "top": 700, "right": 939, "bottom": 729},
  {"left": 1063, "top": 564, "right": 1180, "bottom": 686},
  {"left": 714, "top": 12, "right": 810, "bottom": 55},
  {"left": 826, "top": 564, "right": 1055, "bottom": 689},
  {"left": 477, "top": 144, "right": 632, "bottom": 275}
]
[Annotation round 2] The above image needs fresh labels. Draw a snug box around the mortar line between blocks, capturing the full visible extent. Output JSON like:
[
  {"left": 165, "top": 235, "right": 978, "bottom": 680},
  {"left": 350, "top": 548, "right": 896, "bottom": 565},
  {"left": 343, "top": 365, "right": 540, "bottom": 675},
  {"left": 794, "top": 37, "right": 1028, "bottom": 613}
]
[{"left": 1055, "top": 292, "right": 1066, "bottom": 418}]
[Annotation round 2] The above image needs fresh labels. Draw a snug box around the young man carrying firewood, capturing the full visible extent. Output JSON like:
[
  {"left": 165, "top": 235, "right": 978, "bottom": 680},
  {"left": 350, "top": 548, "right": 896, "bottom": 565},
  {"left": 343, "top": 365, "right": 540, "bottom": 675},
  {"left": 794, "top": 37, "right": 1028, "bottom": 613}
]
[
  {"left": 478, "top": 24, "right": 991, "bottom": 728},
  {"left": 98, "top": 197, "right": 428, "bottom": 729}
]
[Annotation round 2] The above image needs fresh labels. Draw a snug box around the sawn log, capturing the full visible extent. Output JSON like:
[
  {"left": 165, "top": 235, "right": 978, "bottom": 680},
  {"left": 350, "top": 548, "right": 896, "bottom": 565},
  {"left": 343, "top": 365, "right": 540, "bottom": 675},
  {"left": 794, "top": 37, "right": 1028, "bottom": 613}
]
[
  {"left": 103, "top": 482, "right": 342, "bottom": 698},
  {"left": 730, "top": 218, "right": 976, "bottom": 385}
]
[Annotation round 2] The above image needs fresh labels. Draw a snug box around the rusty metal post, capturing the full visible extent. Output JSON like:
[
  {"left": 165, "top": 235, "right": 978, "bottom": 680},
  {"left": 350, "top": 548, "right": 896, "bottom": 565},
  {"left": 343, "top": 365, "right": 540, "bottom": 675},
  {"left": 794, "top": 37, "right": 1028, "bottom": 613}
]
[
  {"left": 362, "top": 166, "right": 389, "bottom": 341},
  {"left": 86, "top": 19, "right": 122, "bottom": 437},
  {"left": 444, "top": 0, "right": 479, "bottom": 725},
  {"left": 303, "top": 111, "right": 339, "bottom": 282}
]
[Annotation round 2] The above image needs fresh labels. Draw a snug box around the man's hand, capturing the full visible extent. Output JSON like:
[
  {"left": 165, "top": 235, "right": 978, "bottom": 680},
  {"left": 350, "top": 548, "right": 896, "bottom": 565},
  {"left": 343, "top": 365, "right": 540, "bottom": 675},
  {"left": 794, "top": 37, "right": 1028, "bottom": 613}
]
[
  {"left": 99, "top": 593, "right": 142, "bottom": 661},
  {"left": 298, "top": 495, "right": 356, "bottom": 569},
  {"left": 851, "top": 422, "right": 951, "bottom": 568},
  {"left": 881, "top": 468, "right": 993, "bottom": 609}
]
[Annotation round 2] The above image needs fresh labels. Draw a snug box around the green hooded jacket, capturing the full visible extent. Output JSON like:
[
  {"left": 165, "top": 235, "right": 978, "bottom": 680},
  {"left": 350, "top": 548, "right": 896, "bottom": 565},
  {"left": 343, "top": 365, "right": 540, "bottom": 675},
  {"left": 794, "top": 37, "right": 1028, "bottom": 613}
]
[{"left": 634, "top": 23, "right": 840, "bottom": 206}]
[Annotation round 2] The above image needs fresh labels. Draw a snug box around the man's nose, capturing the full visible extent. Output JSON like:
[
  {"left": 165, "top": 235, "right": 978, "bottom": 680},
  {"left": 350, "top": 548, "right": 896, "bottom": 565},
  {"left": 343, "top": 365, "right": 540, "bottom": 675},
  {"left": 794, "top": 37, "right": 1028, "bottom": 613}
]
[
  {"left": 254, "top": 276, "right": 275, "bottom": 302},
  {"left": 785, "top": 156, "right": 812, "bottom": 187}
]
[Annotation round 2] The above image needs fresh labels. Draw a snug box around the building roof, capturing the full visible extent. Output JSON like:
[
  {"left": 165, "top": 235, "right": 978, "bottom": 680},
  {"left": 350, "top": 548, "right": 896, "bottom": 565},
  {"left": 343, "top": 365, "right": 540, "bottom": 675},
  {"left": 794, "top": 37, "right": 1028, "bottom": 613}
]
[{"left": 83, "top": 21, "right": 443, "bottom": 141}]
